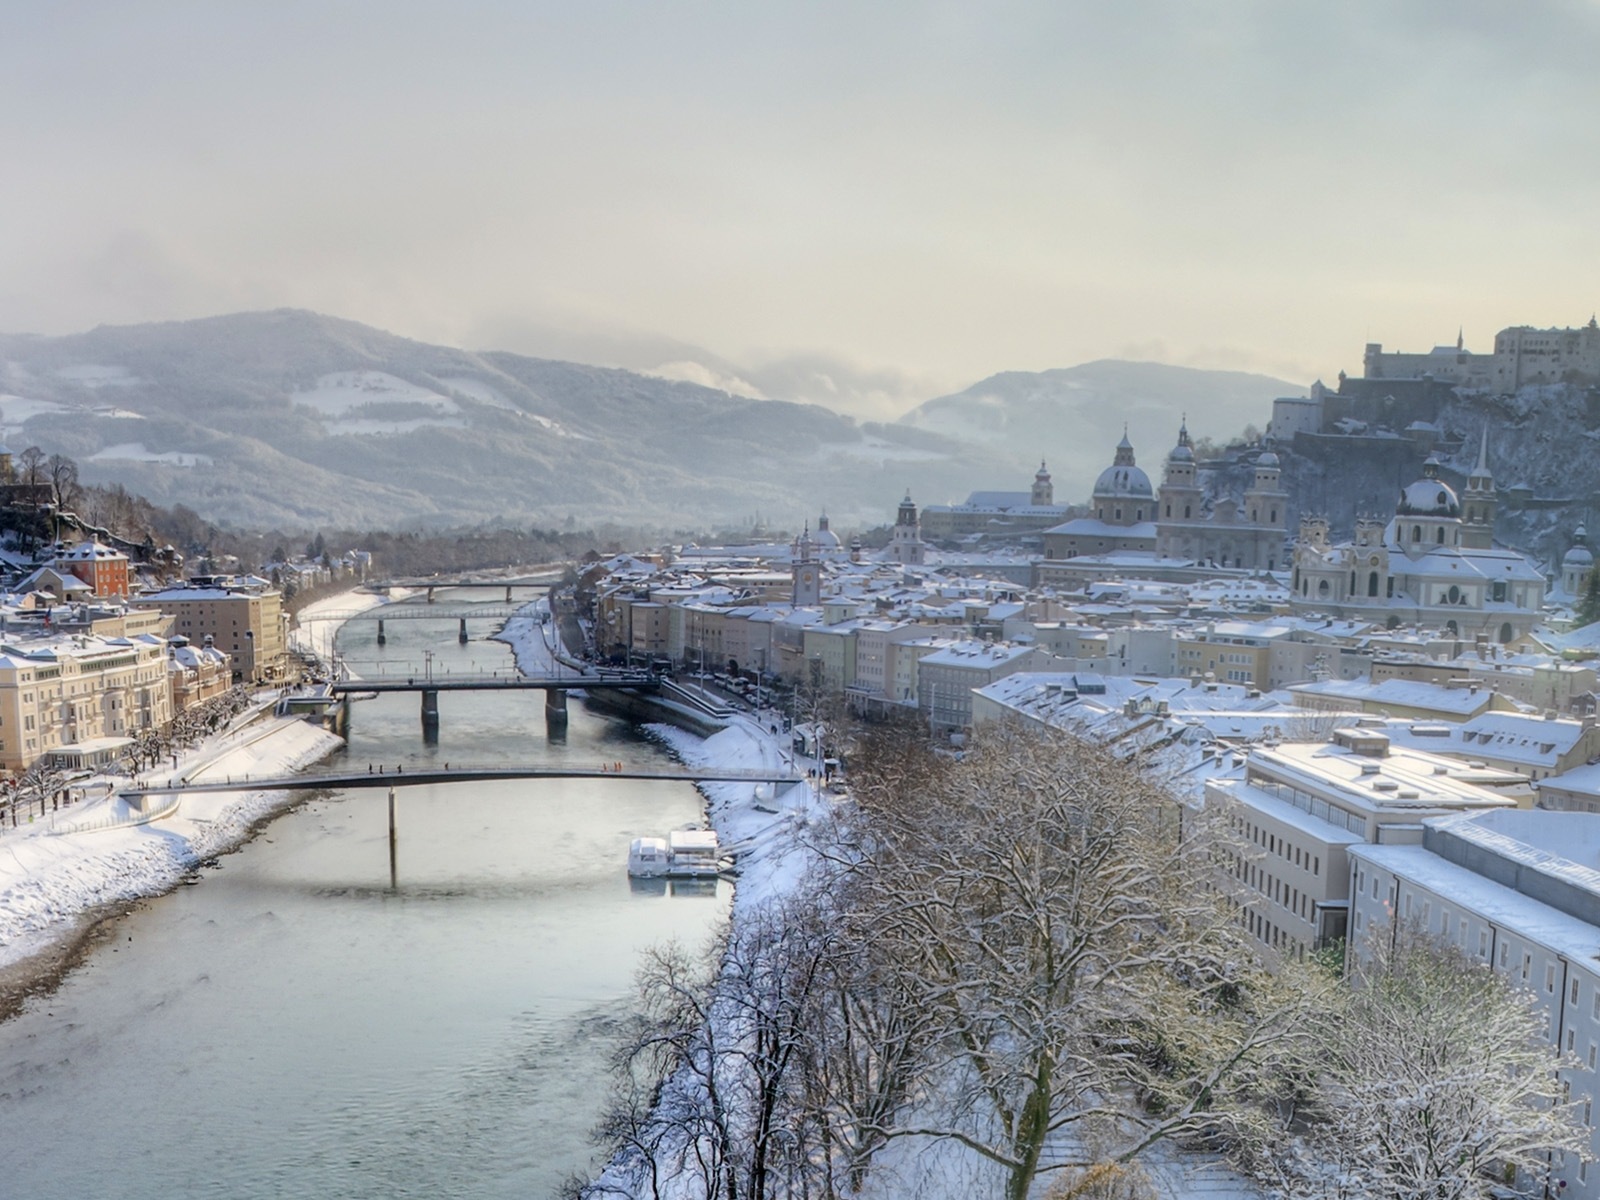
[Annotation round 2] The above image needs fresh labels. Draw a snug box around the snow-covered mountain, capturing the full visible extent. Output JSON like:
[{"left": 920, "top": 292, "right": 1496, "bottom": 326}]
[
  {"left": 0, "top": 313, "right": 1319, "bottom": 532},
  {"left": 0, "top": 311, "right": 1018, "bottom": 531}
]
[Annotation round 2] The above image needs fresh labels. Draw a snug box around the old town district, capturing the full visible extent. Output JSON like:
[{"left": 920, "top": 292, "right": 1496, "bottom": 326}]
[{"left": 588, "top": 417, "right": 1600, "bottom": 1196}]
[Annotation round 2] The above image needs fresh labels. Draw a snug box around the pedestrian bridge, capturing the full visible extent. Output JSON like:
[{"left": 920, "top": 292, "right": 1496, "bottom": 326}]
[
  {"left": 329, "top": 671, "right": 659, "bottom": 695},
  {"left": 123, "top": 763, "right": 807, "bottom": 797},
  {"left": 305, "top": 603, "right": 527, "bottom": 624}
]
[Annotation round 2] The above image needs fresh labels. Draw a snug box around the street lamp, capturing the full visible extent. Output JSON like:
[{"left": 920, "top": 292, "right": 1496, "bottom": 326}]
[{"left": 424, "top": 649, "right": 434, "bottom": 683}]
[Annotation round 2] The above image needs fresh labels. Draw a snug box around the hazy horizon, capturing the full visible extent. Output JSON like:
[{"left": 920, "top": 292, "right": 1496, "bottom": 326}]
[{"left": 7, "top": 2, "right": 1598, "bottom": 417}]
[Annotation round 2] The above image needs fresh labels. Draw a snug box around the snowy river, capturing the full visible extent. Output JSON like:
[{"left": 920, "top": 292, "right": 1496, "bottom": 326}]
[{"left": 0, "top": 593, "right": 728, "bottom": 1198}]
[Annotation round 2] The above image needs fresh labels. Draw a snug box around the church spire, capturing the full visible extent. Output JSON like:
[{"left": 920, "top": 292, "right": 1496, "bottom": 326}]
[{"left": 1469, "top": 425, "right": 1493, "bottom": 487}]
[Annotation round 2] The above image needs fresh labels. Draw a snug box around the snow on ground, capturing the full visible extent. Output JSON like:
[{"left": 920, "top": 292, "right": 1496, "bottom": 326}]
[
  {"left": 291, "top": 586, "right": 401, "bottom": 671},
  {"left": 87, "top": 442, "right": 212, "bottom": 467},
  {"left": 492, "top": 596, "right": 567, "bottom": 674},
  {"left": 324, "top": 416, "right": 468, "bottom": 437},
  {"left": 0, "top": 393, "right": 74, "bottom": 423},
  {"left": 0, "top": 712, "right": 341, "bottom": 972},
  {"left": 292, "top": 370, "right": 461, "bottom": 417},
  {"left": 437, "top": 377, "right": 519, "bottom": 410},
  {"left": 0, "top": 587, "right": 411, "bottom": 978},
  {"left": 640, "top": 716, "right": 820, "bottom": 913}
]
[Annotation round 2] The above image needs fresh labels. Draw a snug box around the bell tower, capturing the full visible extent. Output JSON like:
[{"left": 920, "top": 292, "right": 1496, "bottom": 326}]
[
  {"left": 1031, "top": 461, "right": 1053, "bottom": 506},
  {"left": 791, "top": 523, "right": 821, "bottom": 606},
  {"left": 1462, "top": 427, "right": 1497, "bottom": 550},
  {"left": 889, "top": 491, "right": 925, "bottom": 566}
]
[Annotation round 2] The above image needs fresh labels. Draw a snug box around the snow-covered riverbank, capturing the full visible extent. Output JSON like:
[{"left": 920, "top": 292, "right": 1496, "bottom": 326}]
[
  {"left": 291, "top": 585, "right": 397, "bottom": 671},
  {"left": 0, "top": 587, "right": 398, "bottom": 1004},
  {"left": 491, "top": 594, "right": 565, "bottom": 674},
  {"left": 0, "top": 714, "right": 342, "bottom": 982}
]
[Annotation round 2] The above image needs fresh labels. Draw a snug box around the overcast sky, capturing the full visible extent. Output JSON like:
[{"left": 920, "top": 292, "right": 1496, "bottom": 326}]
[{"left": 4, "top": 1, "right": 1598, "bottom": 411}]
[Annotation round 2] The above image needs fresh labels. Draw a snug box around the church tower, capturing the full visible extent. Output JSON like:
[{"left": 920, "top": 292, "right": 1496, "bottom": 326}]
[
  {"left": 889, "top": 491, "right": 925, "bottom": 566},
  {"left": 1031, "top": 461, "right": 1053, "bottom": 506},
  {"left": 1461, "top": 427, "right": 1497, "bottom": 550},
  {"left": 1156, "top": 418, "right": 1202, "bottom": 558},
  {"left": 1563, "top": 525, "right": 1594, "bottom": 599},
  {"left": 791, "top": 523, "right": 821, "bottom": 606}
]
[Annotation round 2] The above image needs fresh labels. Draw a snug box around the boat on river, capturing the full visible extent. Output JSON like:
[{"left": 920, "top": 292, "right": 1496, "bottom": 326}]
[{"left": 627, "top": 828, "right": 723, "bottom": 878}]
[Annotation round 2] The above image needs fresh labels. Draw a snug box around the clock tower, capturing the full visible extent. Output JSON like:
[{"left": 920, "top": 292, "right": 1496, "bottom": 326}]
[{"left": 792, "top": 523, "right": 821, "bottom": 606}]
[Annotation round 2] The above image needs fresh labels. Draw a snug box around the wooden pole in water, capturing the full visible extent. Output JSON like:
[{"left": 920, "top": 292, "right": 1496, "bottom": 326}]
[{"left": 388, "top": 785, "right": 398, "bottom": 889}]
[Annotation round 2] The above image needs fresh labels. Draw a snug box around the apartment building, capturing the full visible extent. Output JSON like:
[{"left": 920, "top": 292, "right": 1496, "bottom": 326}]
[
  {"left": 1205, "top": 728, "right": 1514, "bottom": 960},
  {"left": 130, "top": 583, "right": 287, "bottom": 683},
  {"left": 1349, "top": 809, "right": 1600, "bottom": 1197},
  {"left": 917, "top": 641, "right": 1043, "bottom": 734}
]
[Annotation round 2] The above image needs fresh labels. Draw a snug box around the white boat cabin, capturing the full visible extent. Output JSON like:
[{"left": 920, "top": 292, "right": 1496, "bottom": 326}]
[{"left": 628, "top": 829, "right": 722, "bottom": 878}]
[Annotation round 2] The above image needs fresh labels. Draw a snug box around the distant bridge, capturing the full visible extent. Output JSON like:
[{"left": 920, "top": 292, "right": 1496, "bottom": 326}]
[
  {"left": 329, "top": 671, "right": 658, "bottom": 695},
  {"left": 363, "top": 573, "right": 561, "bottom": 591},
  {"left": 305, "top": 604, "right": 527, "bottom": 624},
  {"left": 124, "top": 763, "right": 805, "bottom": 797},
  {"left": 327, "top": 669, "right": 660, "bottom": 732}
]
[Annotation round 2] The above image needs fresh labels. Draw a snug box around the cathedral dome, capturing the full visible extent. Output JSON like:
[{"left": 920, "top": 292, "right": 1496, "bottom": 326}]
[
  {"left": 1095, "top": 433, "right": 1153, "bottom": 499},
  {"left": 1256, "top": 450, "right": 1280, "bottom": 468},
  {"left": 1094, "top": 463, "right": 1154, "bottom": 499},
  {"left": 1167, "top": 443, "right": 1194, "bottom": 464},
  {"left": 1394, "top": 457, "right": 1461, "bottom": 518},
  {"left": 1565, "top": 526, "right": 1594, "bottom": 568}
]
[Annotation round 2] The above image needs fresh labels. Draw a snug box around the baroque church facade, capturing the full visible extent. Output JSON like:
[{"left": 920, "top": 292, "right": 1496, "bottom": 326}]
[
  {"left": 1040, "top": 423, "right": 1289, "bottom": 569},
  {"left": 1289, "top": 435, "right": 1545, "bottom": 642}
]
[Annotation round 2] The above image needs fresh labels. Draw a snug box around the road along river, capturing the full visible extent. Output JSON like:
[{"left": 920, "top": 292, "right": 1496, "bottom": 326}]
[{"left": 0, "top": 593, "right": 728, "bottom": 1199}]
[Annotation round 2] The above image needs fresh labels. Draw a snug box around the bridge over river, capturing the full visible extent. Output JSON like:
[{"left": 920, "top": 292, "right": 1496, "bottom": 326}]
[
  {"left": 124, "top": 763, "right": 806, "bottom": 797},
  {"left": 319, "top": 669, "right": 661, "bottom": 732}
]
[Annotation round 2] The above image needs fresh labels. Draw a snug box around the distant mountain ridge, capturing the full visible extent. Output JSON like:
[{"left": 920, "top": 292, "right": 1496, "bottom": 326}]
[{"left": 0, "top": 311, "right": 1302, "bottom": 532}]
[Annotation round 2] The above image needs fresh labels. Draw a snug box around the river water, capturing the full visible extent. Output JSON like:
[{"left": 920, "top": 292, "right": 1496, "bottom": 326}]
[{"left": 0, "top": 593, "right": 726, "bottom": 1199}]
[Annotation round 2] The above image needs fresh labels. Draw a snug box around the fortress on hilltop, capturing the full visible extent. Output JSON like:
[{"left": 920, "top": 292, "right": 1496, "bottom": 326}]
[{"left": 1363, "top": 317, "right": 1600, "bottom": 391}]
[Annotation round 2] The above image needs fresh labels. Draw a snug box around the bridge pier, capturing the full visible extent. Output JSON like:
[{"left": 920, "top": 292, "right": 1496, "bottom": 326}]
[
  {"left": 421, "top": 688, "right": 440, "bottom": 734},
  {"left": 505, "top": 585, "right": 513, "bottom": 602},
  {"left": 426, "top": 586, "right": 436, "bottom": 603},
  {"left": 376, "top": 618, "right": 386, "bottom": 646},
  {"left": 545, "top": 687, "right": 568, "bottom": 728},
  {"left": 458, "top": 617, "right": 469, "bottom": 644},
  {"left": 388, "top": 785, "right": 398, "bottom": 890}
]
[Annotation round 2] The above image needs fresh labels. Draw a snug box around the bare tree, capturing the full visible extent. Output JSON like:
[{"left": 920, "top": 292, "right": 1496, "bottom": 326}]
[
  {"left": 840, "top": 721, "right": 1315, "bottom": 1200},
  {"left": 1256, "top": 930, "right": 1585, "bottom": 1200},
  {"left": 46, "top": 453, "right": 80, "bottom": 515}
]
